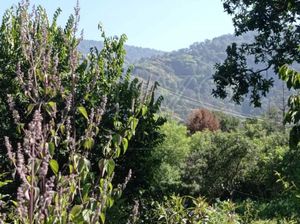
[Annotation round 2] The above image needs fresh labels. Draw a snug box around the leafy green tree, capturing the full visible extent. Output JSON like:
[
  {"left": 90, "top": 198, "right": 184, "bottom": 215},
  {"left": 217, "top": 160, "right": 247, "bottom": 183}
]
[
  {"left": 213, "top": 111, "right": 240, "bottom": 132},
  {"left": 182, "top": 125, "right": 289, "bottom": 199},
  {"left": 183, "top": 131, "right": 256, "bottom": 198},
  {"left": 279, "top": 65, "right": 300, "bottom": 146},
  {"left": 105, "top": 82, "right": 166, "bottom": 224},
  {"left": 213, "top": 0, "right": 300, "bottom": 107},
  {"left": 212, "top": 0, "right": 300, "bottom": 146},
  {"left": 148, "top": 120, "right": 190, "bottom": 193}
]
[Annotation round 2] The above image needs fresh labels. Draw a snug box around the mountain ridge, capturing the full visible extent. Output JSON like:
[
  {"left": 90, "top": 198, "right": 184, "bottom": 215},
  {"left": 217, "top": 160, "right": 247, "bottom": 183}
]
[
  {"left": 131, "top": 33, "right": 287, "bottom": 120},
  {"left": 78, "top": 34, "right": 287, "bottom": 120},
  {"left": 78, "top": 39, "right": 166, "bottom": 64}
]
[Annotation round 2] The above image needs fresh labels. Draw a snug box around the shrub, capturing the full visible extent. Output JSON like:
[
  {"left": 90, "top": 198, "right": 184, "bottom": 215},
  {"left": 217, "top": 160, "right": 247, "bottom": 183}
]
[
  {"left": 182, "top": 131, "right": 256, "bottom": 198},
  {"left": 0, "top": 1, "right": 163, "bottom": 223},
  {"left": 213, "top": 111, "right": 240, "bottom": 132},
  {"left": 113, "top": 88, "right": 166, "bottom": 194},
  {"left": 148, "top": 120, "right": 190, "bottom": 192},
  {"left": 182, "top": 125, "right": 289, "bottom": 199},
  {"left": 187, "top": 108, "right": 220, "bottom": 133},
  {"left": 152, "top": 195, "right": 241, "bottom": 224}
]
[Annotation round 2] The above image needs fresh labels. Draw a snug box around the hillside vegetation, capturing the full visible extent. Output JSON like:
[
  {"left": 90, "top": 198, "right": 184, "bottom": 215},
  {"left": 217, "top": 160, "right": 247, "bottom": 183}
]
[
  {"left": 78, "top": 34, "right": 288, "bottom": 121},
  {"left": 132, "top": 33, "right": 288, "bottom": 120}
]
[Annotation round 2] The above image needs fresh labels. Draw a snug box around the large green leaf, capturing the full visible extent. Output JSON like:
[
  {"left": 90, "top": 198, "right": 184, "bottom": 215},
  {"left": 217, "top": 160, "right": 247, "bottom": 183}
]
[
  {"left": 78, "top": 106, "right": 89, "bottom": 120},
  {"left": 49, "top": 159, "right": 59, "bottom": 175},
  {"left": 107, "top": 159, "right": 115, "bottom": 176}
]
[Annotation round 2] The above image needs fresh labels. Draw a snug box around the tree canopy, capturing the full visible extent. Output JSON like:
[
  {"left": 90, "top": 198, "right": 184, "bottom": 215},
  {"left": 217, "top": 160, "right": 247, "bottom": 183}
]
[{"left": 213, "top": 0, "right": 300, "bottom": 106}]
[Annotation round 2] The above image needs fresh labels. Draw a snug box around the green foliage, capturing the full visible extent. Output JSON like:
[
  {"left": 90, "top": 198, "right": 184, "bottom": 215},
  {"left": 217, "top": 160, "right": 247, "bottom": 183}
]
[
  {"left": 214, "top": 111, "right": 241, "bottom": 132},
  {"left": 112, "top": 80, "right": 166, "bottom": 193},
  {"left": 212, "top": 1, "right": 300, "bottom": 169},
  {"left": 0, "top": 173, "right": 12, "bottom": 221},
  {"left": 0, "top": 1, "right": 299, "bottom": 223},
  {"left": 183, "top": 130, "right": 256, "bottom": 198},
  {"left": 279, "top": 65, "right": 300, "bottom": 147},
  {"left": 213, "top": 0, "right": 300, "bottom": 107},
  {"left": 153, "top": 195, "right": 241, "bottom": 224},
  {"left": 0, "top": 1, "right": 164, "bottom": 223},
  {"left": 237, "top": 198, "right": 300, "bottom": 223},
  {"left": 105, "top": 117, "right": 291, "bottom": 223},
  {"left": 148, "top": 120, "right": 190, "bottom": 192},
  {"left": 150, "top": 195, "right": 299, "bottom": 223},
  {"left": 182, "top": 118, "right": 289, "bottom": 199}
]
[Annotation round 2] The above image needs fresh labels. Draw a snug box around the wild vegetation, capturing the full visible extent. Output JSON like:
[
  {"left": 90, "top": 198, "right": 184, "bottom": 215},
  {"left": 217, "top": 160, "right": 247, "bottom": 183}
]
[
  {"left": 78, "top": 40, "right": 165, "bottom": 65},
  {"left": 0, "top": 0, "right": 300, "bottom": 223},
  {"left": 0, "top": 1, "right": 163, "bottom": 223},
  {"left": 132, "top": 32, "right": 289, "bottom": 120}
]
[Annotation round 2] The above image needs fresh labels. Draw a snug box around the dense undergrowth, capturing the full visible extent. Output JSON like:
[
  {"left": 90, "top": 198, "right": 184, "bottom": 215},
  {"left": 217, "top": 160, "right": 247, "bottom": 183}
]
[{"left": 105, "top": 115, "right": 300, "bottom": 223}]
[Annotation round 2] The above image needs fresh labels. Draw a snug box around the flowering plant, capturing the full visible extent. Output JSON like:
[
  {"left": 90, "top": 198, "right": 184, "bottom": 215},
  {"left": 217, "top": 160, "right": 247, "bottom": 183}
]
[{"left": 0, "top": 1, "right": 156, "bottom": 223}]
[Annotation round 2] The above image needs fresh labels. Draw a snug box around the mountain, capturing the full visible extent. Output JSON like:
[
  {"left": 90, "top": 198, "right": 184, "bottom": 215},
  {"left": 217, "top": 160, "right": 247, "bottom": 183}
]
[
  {"left": 78, "top": 40, "right": 165, "bottom": 64},
  {"left": 131, "top": 33, "right": 288, "bottom": 120},
  {"left": 78, "top": 36, "right": 288, "bottom": 121}
]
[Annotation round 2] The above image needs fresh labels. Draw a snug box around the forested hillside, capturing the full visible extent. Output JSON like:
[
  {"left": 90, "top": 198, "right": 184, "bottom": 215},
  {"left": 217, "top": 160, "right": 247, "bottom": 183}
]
[
  {"left": 78, "top": 34, "right": 288, "bottom": 121},
  {"left": 132, "top": 33, "right": 288, "bottom": 120}
]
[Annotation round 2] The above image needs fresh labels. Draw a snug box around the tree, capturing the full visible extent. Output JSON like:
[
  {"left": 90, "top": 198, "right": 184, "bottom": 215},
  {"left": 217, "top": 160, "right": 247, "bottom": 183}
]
[
  {"left": 279, "top": 65, "right": 300, "bottom": 146},
  {"left": 182, "top": 127, "right": 288, "bottom": 199},
  {"left": 187, "top": 108, "right": 220, "bottom": 133},
  {"left": 213, "top": 0, "right": 300, "bottom": 146},
  {"left": 213, "top": 111, "right": 240, "bottom": 132},
  {"left": 183, "top": 131, "right": 255, "bottom": 198},
  {"left": 213, "top": 0, "right": 300, "bottom": 107},
  {"left": 148, "top": 120, "right": 190, "bottom": 192}
]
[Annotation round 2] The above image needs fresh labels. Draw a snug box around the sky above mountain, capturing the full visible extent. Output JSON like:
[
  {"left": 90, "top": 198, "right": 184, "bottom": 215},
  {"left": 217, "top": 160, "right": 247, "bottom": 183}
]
[{"left": 0, "top": 0, "right": 234, "bottom": 51}]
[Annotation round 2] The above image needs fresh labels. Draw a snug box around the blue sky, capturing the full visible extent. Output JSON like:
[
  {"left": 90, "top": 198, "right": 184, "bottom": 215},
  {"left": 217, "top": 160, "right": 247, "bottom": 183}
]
[{"left": 0, "top": 0, "right": 234, "bottom": 51}]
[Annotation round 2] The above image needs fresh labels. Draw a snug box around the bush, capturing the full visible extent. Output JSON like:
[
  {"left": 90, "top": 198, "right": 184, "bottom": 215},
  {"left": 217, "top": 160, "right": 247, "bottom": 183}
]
[
  {"left": 182, "top": 131, "right": 256, "bottom": 198},
  {"left": 150, "top": 195, "right": 298, "bottom": 224},
  {"left": 152, "top": 195, "right": 241, "bottom": 224},
  {"left": 213, "top": 111, "right": 240, "bottom": 132},
  {"left": 187, "top": 108, "right": 220, "bottom": 133},
  {"left": 148, "top": 120, "right": 190, "bottom": 192},
  {"left": 182, "top": 126, "right": 289, "bottom": 199},
  {"left": 236, "top": 198, "right": 300, "bottom": 223},
  {"left": 0, "top": 1, "right": 163, "bottom": 223}
]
